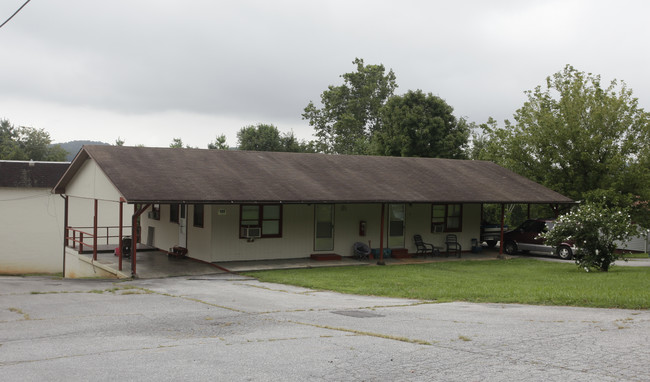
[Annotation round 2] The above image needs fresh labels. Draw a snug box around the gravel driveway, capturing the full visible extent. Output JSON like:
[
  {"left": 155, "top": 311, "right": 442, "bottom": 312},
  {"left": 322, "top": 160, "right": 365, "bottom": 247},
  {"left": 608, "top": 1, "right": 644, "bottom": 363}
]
[{"left": 1, "top": 275, "right": 648, "bottom": 381}]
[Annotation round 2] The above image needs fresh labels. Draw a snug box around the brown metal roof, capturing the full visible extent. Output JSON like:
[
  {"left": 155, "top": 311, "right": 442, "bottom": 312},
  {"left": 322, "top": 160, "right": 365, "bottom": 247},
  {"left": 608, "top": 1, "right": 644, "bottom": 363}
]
[
  {"left": 0, "top": 160, "right": 69, "bottom": 188},
  {"left": 54, "top": 145, "right": 573, "bottom": 204}
]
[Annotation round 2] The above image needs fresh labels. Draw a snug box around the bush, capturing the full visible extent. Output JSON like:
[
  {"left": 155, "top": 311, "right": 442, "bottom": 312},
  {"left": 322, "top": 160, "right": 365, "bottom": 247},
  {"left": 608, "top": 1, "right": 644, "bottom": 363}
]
[{"left": 541, "top": 202, "right": 637, "bottom": 272}]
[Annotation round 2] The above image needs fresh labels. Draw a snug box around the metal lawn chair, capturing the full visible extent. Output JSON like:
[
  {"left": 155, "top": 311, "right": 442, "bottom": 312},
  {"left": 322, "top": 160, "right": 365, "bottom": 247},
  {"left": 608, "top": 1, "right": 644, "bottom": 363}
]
[
  {"left": 445, "top": 234, "right": 462, "bottom": 258},
  {"left": 414, "top": 235, "right": 440, "bottom": 257}
]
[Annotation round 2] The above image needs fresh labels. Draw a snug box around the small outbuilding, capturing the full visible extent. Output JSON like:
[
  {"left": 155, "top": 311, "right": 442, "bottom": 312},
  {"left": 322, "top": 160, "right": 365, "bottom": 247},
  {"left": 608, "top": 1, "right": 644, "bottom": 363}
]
[
  {"left": 0, "top": 160, "right": 69, "bottom": 274},
  {"left": 54, "top": 146, "right": 574, "bottom": 278}
]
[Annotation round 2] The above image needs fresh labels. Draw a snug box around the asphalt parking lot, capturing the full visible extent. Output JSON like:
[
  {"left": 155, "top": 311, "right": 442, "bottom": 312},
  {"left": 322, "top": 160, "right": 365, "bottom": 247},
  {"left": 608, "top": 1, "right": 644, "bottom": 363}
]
[{"left": 1, "top": 275, "right": 648, "bottom": 382}]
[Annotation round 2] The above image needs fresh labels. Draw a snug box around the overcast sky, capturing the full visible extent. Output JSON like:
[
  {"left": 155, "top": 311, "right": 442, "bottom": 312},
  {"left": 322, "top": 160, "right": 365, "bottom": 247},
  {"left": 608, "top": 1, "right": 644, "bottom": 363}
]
[{"left": 1, "top": 0, "right": 648, "bottom": 148}]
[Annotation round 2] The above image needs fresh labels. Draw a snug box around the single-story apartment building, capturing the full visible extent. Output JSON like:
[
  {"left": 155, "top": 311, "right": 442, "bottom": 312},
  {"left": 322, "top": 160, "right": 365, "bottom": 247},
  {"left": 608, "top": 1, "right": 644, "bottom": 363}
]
[{"left": 53, "top": 146, "right": 574, "bottom": 278}]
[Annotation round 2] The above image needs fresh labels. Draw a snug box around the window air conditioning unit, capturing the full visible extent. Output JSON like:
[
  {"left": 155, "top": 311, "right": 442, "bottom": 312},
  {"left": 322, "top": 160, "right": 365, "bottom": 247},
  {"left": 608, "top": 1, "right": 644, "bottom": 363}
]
[
  {"left": 147, "top": 210, "right": 159, "bottom": 219},
  {"left": 433, "top": 224, "right": 444, "bottom": 233},
  {"left": 244, "top": 227, "right": 262, "bottom": 238}
]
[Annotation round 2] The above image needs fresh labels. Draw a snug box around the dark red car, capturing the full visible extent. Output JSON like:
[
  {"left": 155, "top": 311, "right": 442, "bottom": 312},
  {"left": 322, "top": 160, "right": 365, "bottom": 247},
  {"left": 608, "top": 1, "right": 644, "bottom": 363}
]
[{"left": 503, "top": 219, "right": 573, "bottom": 259}]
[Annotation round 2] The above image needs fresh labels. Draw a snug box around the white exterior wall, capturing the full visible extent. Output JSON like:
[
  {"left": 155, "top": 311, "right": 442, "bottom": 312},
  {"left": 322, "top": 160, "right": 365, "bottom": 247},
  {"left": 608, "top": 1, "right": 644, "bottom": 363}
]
[
  {"left": 141, "top": 204, "right": 179, "bottom": 254},
  {"left": 63, "top": 158, "right": 132, "bottom": 246},
  {"left": 141, "top": 202, "right": 482, "bottom": 262},
  {"left": 0, "top": 187, "right": 65, "bottom": 274},
  {"left": 140, "top": 204, "right": 214, "bottom": 262},
  {"left": 65, "top": 159, "right": 124, "bottom": 202},
  {"left": 210, "top": 204, "right": 314, "bottom": 261}
]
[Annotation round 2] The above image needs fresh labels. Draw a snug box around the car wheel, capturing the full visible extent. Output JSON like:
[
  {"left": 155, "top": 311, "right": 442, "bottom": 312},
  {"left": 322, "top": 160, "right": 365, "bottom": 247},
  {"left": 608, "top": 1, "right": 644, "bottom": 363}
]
[
  {"left": 486, "top": 240, "right": 497, "bottom": 248},
  {"left": 504, "top": 241, "right": 518, "bottom": 255},
  {"left": 557, "top": 245, "right": 572, "bottom": 260}
]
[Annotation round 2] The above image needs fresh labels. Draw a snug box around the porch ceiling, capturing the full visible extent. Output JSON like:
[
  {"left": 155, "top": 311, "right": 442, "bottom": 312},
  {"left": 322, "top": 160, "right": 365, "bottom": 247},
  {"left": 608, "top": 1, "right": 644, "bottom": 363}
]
[{"left": 54, "top": 145, "right": 573, "bottom": 205}]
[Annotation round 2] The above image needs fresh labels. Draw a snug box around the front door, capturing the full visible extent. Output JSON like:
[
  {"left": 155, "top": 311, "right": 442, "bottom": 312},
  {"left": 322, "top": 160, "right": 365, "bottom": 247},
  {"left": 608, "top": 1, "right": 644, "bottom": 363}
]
[
  {"left": 314, "top": 204, "right": 334, "bottom": 251},
  {"left": 179, "top": 205, "right": 187, "bottom": 247},
  {"left": 388, "top": 204, "right": 405, "bottom": 248}
]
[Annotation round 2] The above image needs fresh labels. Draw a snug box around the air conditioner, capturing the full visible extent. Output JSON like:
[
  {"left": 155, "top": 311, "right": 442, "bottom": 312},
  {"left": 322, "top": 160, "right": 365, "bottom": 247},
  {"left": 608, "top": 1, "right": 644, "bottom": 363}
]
[
  {"left": 433, "top": 224, "right": 444, "bottom": 233},
  {"left": 243, "top": 227, "right": 262, "bottom": 238},
  {"left": 147, "top": 210, "right": 160, "bottom": 219}
]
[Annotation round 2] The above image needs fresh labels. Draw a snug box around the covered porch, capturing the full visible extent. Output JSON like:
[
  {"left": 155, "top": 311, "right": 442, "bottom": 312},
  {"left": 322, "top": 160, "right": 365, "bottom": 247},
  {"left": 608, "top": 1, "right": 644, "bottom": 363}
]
[{"left": 63, "top": 245, "right": 504, "bottom": 279}]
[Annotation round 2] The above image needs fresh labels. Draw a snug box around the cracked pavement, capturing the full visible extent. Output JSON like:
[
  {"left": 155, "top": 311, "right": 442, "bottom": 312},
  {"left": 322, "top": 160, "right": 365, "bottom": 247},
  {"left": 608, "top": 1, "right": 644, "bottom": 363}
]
[{"left": 0, "top": 275, "right": 648, "bottom": 381}]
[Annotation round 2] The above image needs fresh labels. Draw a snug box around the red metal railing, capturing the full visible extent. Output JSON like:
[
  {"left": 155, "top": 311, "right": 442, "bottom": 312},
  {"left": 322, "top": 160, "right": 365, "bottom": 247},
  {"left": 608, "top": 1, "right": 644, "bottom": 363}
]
[{"left": 66, "top": 226, "right": 133, "bottom": 259}]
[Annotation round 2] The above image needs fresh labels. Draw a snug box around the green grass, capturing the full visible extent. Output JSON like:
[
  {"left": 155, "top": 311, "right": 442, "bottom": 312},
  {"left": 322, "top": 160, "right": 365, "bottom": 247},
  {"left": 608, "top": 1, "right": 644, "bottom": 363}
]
[
  {"left": 244, "top": 259, "right": 650, "bottom": 310},
  {"left": 621, "top": 252, "right": 649, "bottom": 259}
]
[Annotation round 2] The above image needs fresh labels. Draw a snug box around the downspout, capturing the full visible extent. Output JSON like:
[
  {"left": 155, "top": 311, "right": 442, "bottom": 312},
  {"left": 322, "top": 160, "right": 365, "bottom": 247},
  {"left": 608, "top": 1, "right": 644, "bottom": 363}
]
[
  {"left": 118, "top": 200, "right": 123, "bottom": 271},
  {"left": 377, "top": 203, "right": 386, "bottom": 266},
  {"left": 93, "top": 199, "right": 98, "bottom": 261},
  {"left": 499, "top": 203, "right": 505, "bottom": 259},
  {"left": 131, "top": 204, "right": 152, "bottom": 278},
  {"left": 60, "top": 194, "right": 68, "bottom": 278}
]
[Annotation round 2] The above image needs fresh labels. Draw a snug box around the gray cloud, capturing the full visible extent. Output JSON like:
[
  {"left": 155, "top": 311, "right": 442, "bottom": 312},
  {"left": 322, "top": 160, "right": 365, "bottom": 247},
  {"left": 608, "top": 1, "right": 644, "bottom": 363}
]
[{"left": 1, "top": 0, "right": 648, "bottom": 146}]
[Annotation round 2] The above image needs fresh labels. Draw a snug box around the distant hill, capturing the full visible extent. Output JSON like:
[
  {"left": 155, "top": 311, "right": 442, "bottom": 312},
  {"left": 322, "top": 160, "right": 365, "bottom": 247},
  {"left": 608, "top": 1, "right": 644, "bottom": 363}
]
[{"left": 58, "top": 140, "right": 110, "bottom": 161}]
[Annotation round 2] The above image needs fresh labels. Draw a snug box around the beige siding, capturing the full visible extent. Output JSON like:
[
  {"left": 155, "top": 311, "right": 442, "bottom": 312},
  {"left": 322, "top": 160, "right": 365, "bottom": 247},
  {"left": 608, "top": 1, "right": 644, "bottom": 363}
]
[
  {"left": 210, "top": 204, "right": 314, "bottom": 261},
  {"left": 141, "top": 202, "right": 483, "bottom": 262},
  {"left": 141, "top": 204, "right": 180, "bottom": 253},
  {"left": 64, "top": 158, "right": 124, "bottom": 202},
  {"left": 0, "top": 187, "right": 126, "bottom": 274},
  {"left": 0, "top": 188, "right": 64, "bottom": 274},
  {"left": 187, "top": 204, "right": 212, "bottom": 262}
]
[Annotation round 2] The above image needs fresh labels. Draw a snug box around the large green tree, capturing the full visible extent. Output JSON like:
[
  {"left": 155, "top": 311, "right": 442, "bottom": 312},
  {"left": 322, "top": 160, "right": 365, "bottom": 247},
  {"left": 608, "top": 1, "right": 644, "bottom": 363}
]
[
  {"left": 237, "top": 124, "right": 313, "bottom": 153},
  {"left": 302, "top": 58, "right": 397, "bottom": 154},
  {"left": 478, "top": 66, "right": 650, "bottom": 211},
  {"left": 0, "top": 119, "right": 67, "bottom": 161},
  {"left": 373, "top": 90, "right": 470, "bottom": 158}
]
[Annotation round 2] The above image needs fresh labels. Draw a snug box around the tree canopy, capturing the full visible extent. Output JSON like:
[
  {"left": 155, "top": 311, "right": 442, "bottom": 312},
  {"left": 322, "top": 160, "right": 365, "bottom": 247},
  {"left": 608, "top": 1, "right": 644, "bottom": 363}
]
[
  {"left": 237, "top": 123, "right": 313, "bottom": 153},
  {"left": 373, "top": 90, "right": 470, "bottom": 158},
  {"left": 0, "top": 119, "right": 67, "bottom": 161},
  {"left": 476, "top": 65, "right": 650, "bottom": 216},
  {"left": 302, "top": 58, "right": 397, "bottom": 154},
  {"left": 208, "top": 134, "right": 228, "bottom": 150}
]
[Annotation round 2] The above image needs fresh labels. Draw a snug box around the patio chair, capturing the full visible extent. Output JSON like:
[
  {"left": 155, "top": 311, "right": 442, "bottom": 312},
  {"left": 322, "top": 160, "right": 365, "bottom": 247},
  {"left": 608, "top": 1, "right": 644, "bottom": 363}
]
[
  {"left": 413, "top": 235, "right": 440, "bottom": 257},
  {"left": 445, "top": 234, "right": 462, "bottom": 258},
  {"left": 353, "top": 242, "right": 371, "bottom": 260}
]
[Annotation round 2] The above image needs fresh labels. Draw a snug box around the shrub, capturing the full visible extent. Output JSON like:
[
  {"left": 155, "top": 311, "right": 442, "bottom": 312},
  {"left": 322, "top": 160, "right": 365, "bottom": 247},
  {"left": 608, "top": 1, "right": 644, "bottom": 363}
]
[{"left": 541, "top": 202, "right": 637, "bottom": 272}]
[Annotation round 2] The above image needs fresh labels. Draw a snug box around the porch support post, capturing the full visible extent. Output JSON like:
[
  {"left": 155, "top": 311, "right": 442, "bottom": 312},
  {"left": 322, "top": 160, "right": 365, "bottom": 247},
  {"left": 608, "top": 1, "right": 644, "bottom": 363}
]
[
  {"left": 131, "top": 204, "right": 152, "bottom": 278},
  {"left": 527, "top": 204, "right": 531, "bottom": 220},
  {"left": 377, "top": 203, "right": 386, "bottom": 266},
  {"left": 118, "top": 201, "right": 123, "bottom": 271},
  {"left": 62, "top": 195, "right": 69, "bottom": 278},
  {"left": 499, "top": 203, "right": 505, "bottom": 258},
  {"left": 93, "top": 199, "right": 98, "bottom": 261}
]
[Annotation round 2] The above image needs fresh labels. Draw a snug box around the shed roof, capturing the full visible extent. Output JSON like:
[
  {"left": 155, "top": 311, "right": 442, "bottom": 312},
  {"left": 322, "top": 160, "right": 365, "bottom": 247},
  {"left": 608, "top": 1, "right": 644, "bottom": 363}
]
[
  {"left": 54, "top": 145, "right": 573, "bottom": 204},
  {"left": 0, "top": 160, "right": 69, "bottom": 188}
]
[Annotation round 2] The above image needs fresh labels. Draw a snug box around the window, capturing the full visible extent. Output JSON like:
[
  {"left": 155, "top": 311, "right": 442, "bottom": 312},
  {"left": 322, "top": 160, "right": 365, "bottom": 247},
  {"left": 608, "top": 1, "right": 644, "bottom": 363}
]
[
  {"left": 240, "top": 204, "right": 282, "bottom": 238},
  {"left": 193, "top": 204, "right": 204, "bottom": 228},
  {"left": 431, "top": 204, "right": 463, "bottom": 232},
  {"left": 170, "top": 204, "right": 179, "bottom": 223},
  {"left": 149, "top": 204, "right": 160, "bottom": 220}
]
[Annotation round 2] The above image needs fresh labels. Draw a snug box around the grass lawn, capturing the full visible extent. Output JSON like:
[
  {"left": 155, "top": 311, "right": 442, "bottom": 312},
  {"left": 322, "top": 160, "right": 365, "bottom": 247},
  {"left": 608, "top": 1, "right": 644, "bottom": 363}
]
[
  {"left": 621, "top": 252, "right": 649, "bottom": 259},
  {"left": 245, "top": 258, "right": 650, "bottom": 310}
]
